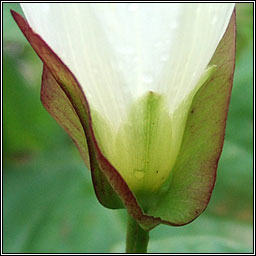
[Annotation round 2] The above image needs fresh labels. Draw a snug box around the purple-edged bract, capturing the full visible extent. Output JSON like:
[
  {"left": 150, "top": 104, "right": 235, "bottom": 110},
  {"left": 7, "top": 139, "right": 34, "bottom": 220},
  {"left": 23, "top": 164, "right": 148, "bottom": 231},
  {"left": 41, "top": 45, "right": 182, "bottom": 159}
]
[{"left": 12, "top": 3, "right": 236, "bottom": 230}]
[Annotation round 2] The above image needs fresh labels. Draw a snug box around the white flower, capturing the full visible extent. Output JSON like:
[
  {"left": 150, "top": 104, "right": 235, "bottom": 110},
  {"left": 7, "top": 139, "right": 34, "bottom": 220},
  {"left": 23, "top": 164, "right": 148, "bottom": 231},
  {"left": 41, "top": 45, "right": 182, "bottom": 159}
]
[{"left": 21, "top": 3, "right": 235, "bottom": 193}]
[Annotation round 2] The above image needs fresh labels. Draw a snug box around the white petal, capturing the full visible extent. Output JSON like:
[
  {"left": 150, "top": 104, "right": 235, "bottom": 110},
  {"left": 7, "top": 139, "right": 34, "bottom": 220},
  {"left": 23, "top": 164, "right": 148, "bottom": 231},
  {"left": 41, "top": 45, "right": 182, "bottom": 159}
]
[
  {"left": 21, "top": 3, "right": 234, "bottom": 129},
  {"left": 159, "top": 3, "right": 235, "bottom": 112}
]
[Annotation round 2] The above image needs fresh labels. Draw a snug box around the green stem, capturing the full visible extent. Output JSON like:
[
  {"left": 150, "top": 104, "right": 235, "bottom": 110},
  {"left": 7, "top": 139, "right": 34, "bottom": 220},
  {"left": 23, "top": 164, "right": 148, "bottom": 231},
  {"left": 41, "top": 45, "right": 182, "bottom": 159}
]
[{"left": 126, "top": 214, "right": 149, "bottom": 253}]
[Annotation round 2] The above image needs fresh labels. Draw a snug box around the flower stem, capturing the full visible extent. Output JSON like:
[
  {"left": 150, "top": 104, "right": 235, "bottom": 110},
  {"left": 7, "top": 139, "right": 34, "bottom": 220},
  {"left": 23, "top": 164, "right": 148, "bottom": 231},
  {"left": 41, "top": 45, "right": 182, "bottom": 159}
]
[{"left": 126, "top": 214, "right": 149, "bottom": 253}]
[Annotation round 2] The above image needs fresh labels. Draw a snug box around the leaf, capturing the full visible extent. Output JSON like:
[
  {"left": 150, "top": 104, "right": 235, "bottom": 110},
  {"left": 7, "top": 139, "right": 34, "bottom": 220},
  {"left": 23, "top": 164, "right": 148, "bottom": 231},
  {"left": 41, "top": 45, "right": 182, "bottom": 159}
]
[
  {"left": 3, "top": 3, "right": 24, "bottom": 43},
  {"left": 3, "top": 51, "right": 61, "bottom": 158},
  {"left": 3, "top": 149, "right": 126, "bottom": 253},
  {"left": 112, "top": 235, "right": 252, "bottom": 253},
  {"left": 148, "top": 235, "right": 251, "bottom": 253}
]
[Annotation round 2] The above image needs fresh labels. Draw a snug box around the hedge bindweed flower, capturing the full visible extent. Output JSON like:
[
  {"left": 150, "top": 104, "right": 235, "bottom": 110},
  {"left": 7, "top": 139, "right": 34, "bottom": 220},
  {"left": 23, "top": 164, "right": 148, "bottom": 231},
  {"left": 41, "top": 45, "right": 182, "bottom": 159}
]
[{"left": 12, "top": 3, "right": 236, "bottom": 231}]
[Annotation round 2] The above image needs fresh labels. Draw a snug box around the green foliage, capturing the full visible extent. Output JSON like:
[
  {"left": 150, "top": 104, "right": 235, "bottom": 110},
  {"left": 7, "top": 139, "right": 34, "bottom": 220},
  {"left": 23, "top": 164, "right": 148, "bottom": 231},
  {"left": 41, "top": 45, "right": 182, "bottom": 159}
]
[
  {"left": 3, "top": 3, "right": 253, "bottom": 253},
  {"left": 236, "top": 3, "right": 253, "bottom": 60},
  {"left": 3, "top": 149, "right": 126, "bottom": 253},
  {"left": 3, "top": 4, "right": 71, "bottom": 163},
  {"left": 3, "top": 3, "right": 24, "bottom": 43}
]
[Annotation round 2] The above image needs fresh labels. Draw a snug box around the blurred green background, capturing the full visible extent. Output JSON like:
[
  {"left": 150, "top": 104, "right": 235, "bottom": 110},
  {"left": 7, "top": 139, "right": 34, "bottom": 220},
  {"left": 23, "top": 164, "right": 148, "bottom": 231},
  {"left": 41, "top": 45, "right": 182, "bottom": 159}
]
[{"left": 3, "top": 3, "right": 253, "bottom": 253}]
